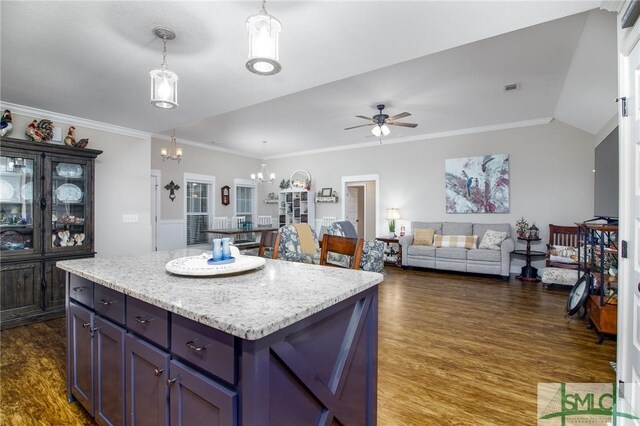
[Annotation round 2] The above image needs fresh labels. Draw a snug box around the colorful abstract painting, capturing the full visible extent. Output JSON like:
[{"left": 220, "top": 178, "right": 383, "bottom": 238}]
[{"left": 445, "top": 154, "right": 510, "bottom": 213}]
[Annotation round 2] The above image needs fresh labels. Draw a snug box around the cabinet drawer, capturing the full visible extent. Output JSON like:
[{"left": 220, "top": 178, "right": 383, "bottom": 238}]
[
  {"left": 94, "top": 284, "right": 125, "bottom": 325},
  {"left": 69, "top": 275, "right": 94, "bottom": 308},
  {"left": 171, "top": 315, "right": 235, "bottom": 384},
  {"left": 127, "top": 297, "right": 169, "bottom": 349}
]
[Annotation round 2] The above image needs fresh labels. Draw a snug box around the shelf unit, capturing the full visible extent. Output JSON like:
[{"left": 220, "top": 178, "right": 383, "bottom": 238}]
[
  {"left": 577, "top": 222, "right": 618, "bottom": 343},
  {"left": 315, "top": 196, "right": 338, "bottom": 203},
  {"left": 0, "top": 137, "right": 102, "bottom": 329},
  {"left": 278, "top": 188, "right": 315, "bottom": 227}
]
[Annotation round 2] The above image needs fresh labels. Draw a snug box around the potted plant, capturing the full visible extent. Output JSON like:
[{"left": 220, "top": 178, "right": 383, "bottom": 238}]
[
  {"left": 388, "top": 218, "right": 396, "bottom": 238},
  {"left": 515, "top": 217, "right": 529, "bottom": 238},
  {"left": 386, "top": 208, "right": 400, "bottom": 238}
]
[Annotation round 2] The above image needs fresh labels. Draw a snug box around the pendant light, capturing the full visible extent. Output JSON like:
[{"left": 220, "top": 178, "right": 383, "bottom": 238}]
[
  {"left": 161, "top": 129, "right": 183, "bottom": 163},
  {"left": 246, "top": 0, "right": 282, "bottom": 76},
  {"left": 251, "top": 141, "right": 275, "bottom": 183},
  {"left": 150, "top": 27, "right": 179, "bottom": 109}
]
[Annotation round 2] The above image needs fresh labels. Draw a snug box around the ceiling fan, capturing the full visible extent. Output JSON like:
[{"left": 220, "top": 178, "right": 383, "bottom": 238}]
[{"left": 344, "top": 104, "right": 418, "bottom": 136}]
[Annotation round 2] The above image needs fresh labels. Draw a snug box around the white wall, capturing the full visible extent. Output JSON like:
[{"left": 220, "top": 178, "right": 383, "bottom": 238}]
[
  {"left": 260, "top": 119, "right": 595, "bottom": 270},
  {"left": 9, "top": 112, "right": 151, "bottom": 257}
]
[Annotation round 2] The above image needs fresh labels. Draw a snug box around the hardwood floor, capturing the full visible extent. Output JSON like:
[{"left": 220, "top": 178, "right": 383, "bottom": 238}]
[{"left": 0, "top": 268, "right": 615, "bottom": 425}]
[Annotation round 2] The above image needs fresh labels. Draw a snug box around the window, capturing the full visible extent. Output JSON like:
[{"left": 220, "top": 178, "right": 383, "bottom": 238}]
[
  {"left": 184, "top": 174, "right": 215, "bottom": 246},
  {"left": 234, "top": 179, "right": 257, "bottom": 226}
]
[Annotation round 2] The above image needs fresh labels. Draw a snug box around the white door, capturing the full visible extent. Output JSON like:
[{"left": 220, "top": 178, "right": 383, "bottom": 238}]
[
  {"left": 618, "top": 35, "right": 640, "bottom": 424},
  {"left": 346, "top": 186, "right": 359, "bottom": 234},
  {"left": 150, "top": 172, "right": 160, "bottom": 251}
]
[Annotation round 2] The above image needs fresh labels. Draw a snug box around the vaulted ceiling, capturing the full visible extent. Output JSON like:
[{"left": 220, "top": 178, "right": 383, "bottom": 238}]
[{"left": 1, "top": 1, "right": 615, "bottom": 158}]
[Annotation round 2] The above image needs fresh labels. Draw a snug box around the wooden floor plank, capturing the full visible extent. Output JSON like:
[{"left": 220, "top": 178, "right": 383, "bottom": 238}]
[{"left": 0, "top": 268, "right": 615, "bottom": 425}]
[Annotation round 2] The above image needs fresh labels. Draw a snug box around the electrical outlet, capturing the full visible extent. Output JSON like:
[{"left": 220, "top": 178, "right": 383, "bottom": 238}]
[{"left": 122, "top": 214, "right": 139, "bottom": 223}]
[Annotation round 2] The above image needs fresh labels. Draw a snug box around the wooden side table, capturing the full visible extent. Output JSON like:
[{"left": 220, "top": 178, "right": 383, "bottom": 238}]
[
  {"left": 375, "top": 237, "right": 402, "bottom": 267},
  {"left": 512, "top": 237, "right": 546, "bottom": 282}
]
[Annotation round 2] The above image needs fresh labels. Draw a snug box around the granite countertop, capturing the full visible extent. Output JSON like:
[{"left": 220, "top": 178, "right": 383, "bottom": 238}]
[{"left": 57, "top": 249, "right": 384, "bottom": 340}]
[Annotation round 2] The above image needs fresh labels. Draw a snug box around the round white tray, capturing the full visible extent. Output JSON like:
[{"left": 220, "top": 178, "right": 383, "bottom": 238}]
[{"left": 166, "top": 253, "right": 266, "bottom": 277}]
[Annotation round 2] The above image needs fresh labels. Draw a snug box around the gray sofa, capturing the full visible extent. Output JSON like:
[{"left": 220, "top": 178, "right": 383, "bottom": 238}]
[{"left": 399, "top": 222, "right": 514, "bottom": 279}]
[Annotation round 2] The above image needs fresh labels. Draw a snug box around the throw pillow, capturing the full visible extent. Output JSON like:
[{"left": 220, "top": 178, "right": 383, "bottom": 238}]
[
  {"left": 478, "top": 229, "right": 507, "bottom": 251},
  {"left": 548, "top": 244, "right": 578, "bottom": 264},
  {"left": 414, "top": 228, "right": 435, "bottom": 246},
  {"left": 433, "top": 235, "right": 478, "bottom": 249}
]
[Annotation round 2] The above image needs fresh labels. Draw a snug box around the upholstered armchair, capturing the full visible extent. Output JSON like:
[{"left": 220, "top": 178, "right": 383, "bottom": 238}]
[
  {"left": 277, "top": 224, "right": 320, "bottom": 264},
  {"left": 326, "top": 221, "right": 384, "bottom": 273}
]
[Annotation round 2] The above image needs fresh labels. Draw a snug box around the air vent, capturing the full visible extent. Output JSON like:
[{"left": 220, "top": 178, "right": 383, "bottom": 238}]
[{"left": 504, "top": 83, "right": 520, "bottom": 92}]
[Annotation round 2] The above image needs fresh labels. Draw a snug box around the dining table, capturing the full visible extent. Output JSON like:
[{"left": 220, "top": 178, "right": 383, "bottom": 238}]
[{"left": 205, "top": 227, "right": 280, "bottom": 249}]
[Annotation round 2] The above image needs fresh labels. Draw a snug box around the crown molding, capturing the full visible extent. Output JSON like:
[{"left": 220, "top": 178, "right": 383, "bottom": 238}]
[
  {"left": 0, "top": 101, "right": 153, "bottom": 139},
  {"left": 265, "top": 117, "right": 554, "bottom": 160},
  {"left": 152, "top": 134, "right": 260, "bottom": 159}
]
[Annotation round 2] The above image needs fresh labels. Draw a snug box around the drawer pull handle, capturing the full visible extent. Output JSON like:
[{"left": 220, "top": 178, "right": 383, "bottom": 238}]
[
  {"left": 166, "top": 377, "right": 178, "bottom": 386},
  {"left": 90, "top": 327, "right": 101, "bottom": 335},
  {"left": 186, "top": 340, "right": 207, "bottom": 352},
  {"left": 134, "top": 315, "right": 153, "bottom": 325},
  {"left": 98, "top": 299, "right": 114, "bottom": 305},
  {"left": 73, "top": 287, "right": 88, "bottom": 292},
  {"left": 82, "top": 322, "right": 90, "bottom": 328},
  {"left": 153, "top": 368, "right": 164, "bottom": 377}
]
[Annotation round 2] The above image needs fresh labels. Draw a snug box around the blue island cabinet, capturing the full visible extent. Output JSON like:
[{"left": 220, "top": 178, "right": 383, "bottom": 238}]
[{"left": 66, "top": 270, "right": 378, "bottom": 426}]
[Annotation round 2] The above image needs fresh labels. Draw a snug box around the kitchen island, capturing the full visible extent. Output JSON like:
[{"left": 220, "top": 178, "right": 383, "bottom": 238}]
[{"left": 58, "top": 249, "right": 383, "bottom": 426}]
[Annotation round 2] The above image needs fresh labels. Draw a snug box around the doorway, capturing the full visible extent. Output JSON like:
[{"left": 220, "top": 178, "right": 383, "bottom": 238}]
[{"left": 341, "top": 174, "right": 380, "bottom": 240}]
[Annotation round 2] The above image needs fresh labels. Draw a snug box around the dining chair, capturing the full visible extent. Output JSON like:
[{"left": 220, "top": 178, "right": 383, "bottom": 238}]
[
  {"left": 278, "top": 224, "right": 320, "bottom": 264},
  {"left": 257, "top": 215, "right": 274, "bottom": 227},
  {"left": 211, "top": 216, "right": 230, "bottom": 240},
  {"left": 320, "top": 234, "right": 364, "bottom": 270},
  {"left": 258, "top": 230, "right": 280, "bottom": 259}
]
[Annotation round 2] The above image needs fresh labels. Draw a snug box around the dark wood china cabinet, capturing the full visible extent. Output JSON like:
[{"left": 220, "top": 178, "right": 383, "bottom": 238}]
[{"left": 0, "top": 137, "right": 101, "bottom": 329}]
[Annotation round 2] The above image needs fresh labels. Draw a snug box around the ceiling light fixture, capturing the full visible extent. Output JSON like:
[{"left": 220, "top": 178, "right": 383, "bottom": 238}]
[
  {"left": 246, "top": 0, "right": 282, "bottom": 76},
  {"left": 251, "top": 141, "right": 275, "bottom": 183},
  {"left": 161, "top": 129, "right": 183, "bottom": 163},
  {"left": 150, "top": 27, "right": 179, "bottom": 109},
  {"left": 371, "top": 124, "right": 390, "bottom": 137}
]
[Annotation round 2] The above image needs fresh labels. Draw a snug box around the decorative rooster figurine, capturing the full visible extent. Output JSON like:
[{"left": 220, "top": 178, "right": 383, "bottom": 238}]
[
  {"left": 64, "top": 126, "right": 76, "bottom": 147},
  {"left": 25, "top": 119, "right": 45, "bottom": 142},
  {"left": 1, "top": 110, "right": 13, "bottom": 137}
]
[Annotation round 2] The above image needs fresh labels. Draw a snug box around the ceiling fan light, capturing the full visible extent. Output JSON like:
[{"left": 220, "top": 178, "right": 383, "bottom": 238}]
[
  {"left": 246, "top": 5, "right": 282, "bottom": 76},
  {"left": 371, "top": 125, "right": 382, "bottom": 137},
  {"left": 381, "top": 124, "right": 391, "bottom": 136}
]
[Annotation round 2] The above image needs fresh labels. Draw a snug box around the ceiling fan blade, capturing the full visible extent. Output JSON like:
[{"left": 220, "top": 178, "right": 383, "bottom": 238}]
[
  {"left": 389, "top": 112, "right": 411, "bottom": 120},
  {"left": 344, "top": 123, "right": 374, "bottom": 130},
  {"left": 388, "top": 122, "right": 418, "bottom": 128},
  {"left": 355, "top": 115, "right": 373, "bottom": 121}
]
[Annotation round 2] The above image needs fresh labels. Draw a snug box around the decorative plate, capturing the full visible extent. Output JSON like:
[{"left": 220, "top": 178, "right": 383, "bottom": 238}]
[
  {"left": 56, "top": 163, "right": 83, "bottom": 178},
  {"left": 0, "top": 231, "right": 25, "bottom": 251},
  {"left": 0, "top": 179, "right": 14, "bottom": 200},
  {"left": 56, "top": 183, "right": 83, "bottom": 202},
  {"left": 166, "top": 253, "right": 265, "bottom": 277},
  {"left": 21, "top": 183, "right": 32, "bottom": 201}
]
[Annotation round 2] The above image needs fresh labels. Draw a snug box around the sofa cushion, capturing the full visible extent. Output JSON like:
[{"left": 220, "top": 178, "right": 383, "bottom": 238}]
[
  {"left": 467, "top": 248, "right": 501, "bottom": 262},
  {"left": 434, "top": 235, "right": 477, "bottom": 249},
  {"left": 412, "top": 222, "right": 442, "bottom": 235},
  {"left": 435, "top": 247, "right": 468, "bottom": 260},
  {"left": 548, "top": 245, "right": 579, "bottom": 264},
  {"left": 442, "top": 222, "right": 472, "bottom": 236},
  {"left": 478, "top": 230, "right": 507, "bottom": 251},
  {"left": 414, "top": 228, "right": 435, "bottom": 246},
  {"left": 408, "top": 245, "right": 436, "bottom": 257},
  {"left": 473, "top": 223, "right": 511, "bottom": 241}
]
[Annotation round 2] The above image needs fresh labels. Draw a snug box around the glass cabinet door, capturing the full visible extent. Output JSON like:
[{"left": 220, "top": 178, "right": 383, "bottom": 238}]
[
  {"left": 0, "top": 154, "right": 37, "bottom": 255},
  {"left": 49, "top": 160, "right": 89, "bottom": 252}
]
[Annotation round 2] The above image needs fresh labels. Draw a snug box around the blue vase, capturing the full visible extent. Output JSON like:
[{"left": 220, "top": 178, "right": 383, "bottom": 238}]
[
  {"left": 221, "top": 238, "right": 231, "bottom": 259},
  {"left": 212, "top": 239, "right": 222, "bottom": 261}
]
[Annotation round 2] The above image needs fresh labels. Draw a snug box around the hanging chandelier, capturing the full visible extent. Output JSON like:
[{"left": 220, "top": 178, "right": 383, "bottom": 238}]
[
  {"left": 246, "top": 0, "right": 282, "bottom": 76},
  {"left": 251, "top": 141, "right": 275, "bottom": 183},
  {"left": 161, "top": 130, "right": 183, "bottom": 163},
  {"left": 150, "top": 27, "right": 179, "bottom": 109}
]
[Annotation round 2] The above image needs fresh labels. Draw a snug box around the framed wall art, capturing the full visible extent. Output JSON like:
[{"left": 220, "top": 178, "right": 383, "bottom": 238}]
[{"left": 445, "top": 154, "right": 510, "bottom": 213}]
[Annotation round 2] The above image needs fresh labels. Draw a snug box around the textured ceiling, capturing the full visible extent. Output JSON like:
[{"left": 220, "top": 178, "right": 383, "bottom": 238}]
[{"left": 0, "top": 1, "right": 612, "bottom": 158}]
